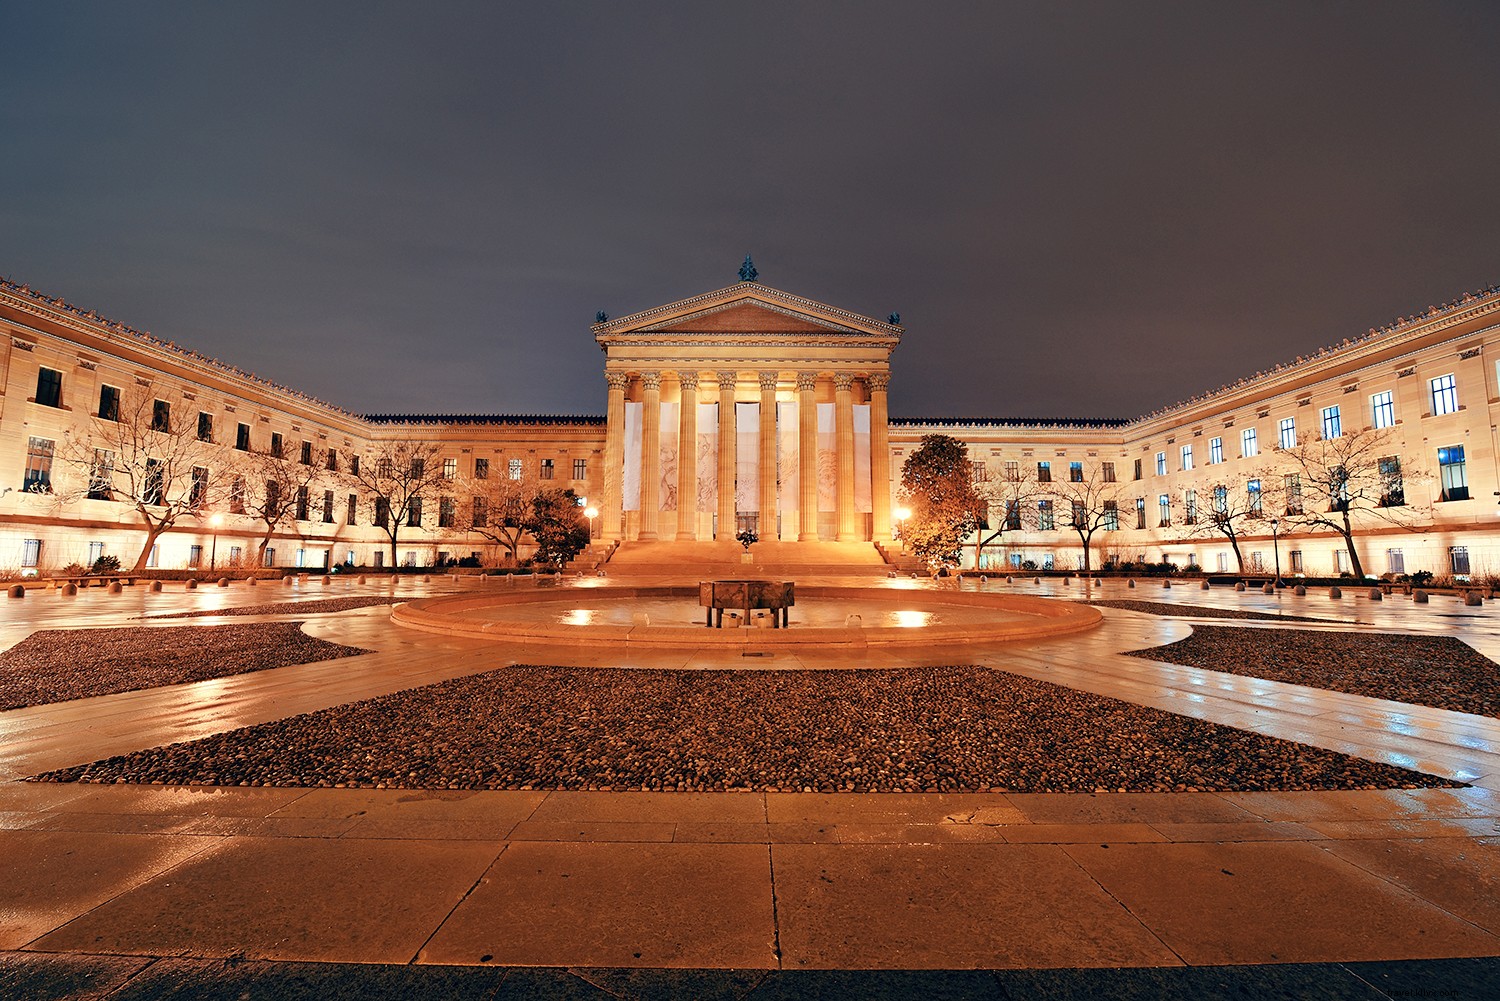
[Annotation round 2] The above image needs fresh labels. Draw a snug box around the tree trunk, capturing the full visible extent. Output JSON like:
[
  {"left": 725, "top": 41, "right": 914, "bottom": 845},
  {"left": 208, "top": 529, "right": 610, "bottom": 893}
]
[
  {"left": 1341, "top": 511, "right": 1364, "bottom": 578},
  {"left": 1228, "top": 535, "right": 1244, "bottom": 572},
  {"left": 130, "top": 520, "right": 167, "bottom": 574}
]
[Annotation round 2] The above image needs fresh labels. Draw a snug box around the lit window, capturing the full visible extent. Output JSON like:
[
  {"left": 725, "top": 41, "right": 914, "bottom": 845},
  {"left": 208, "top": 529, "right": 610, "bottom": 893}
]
[
  {"left": 1289, "top": 550, "right": 1303, "bottom": 573},
  {"left": 1320, "top": 405, "right": 1341, "bottom": 439},
  {"left": 35, "top": 367, "right": 62, "bottom": 408},
  {"left": 1184, "top": 490, "right": 1197, "bottom": 525},
  {"left": 1283, "top": 473, "right": 1302, "bottom": 514},
  {"left": 1004, "top": 461, "right": 1019, "bottom": 481},
  {"left": 1180, "top": 445, "right": 1193, "bottom": 471},
  {"left": 972, "top": 461, "right": 988, "bottom": 483},
  {"left": 1037, "top": 461, "right": 1051, "bottom": 482},
  {"left": 1213, "top": 485, "right": 1228, "bottom": 515},
  {"left": 88, "top": 541, "right": 104, "bottom": 564},
  {"left": 1386, "top": 549, "right": 1405, "bottom": 574},
  {"left": 23, "top": 436, "right": 55, "bottom": 492},
  {"left": 508, "top": 458, "right": 523, "bottom": 480},
  {"left": 1430, "top": 374, "right": 1458, "bottom": 416},
  {"left": 1037, "top": 499, "right": 1053, "bottom": 530},
  {"left": 1371, "top": 391, "right": 1395, "bottom": 430},
  {"left": 1378, "top": 457, "right": 1404, "bottom": 507},
  {"left": 443, "top": 458, "right": 457, "bottom": 480},
  {"left": 1451, "top": 546, "right": 1471, "bottom": 575},
  {"left": 1135, "top": 497, "right": 1145, "bottom": 529},
  {"left": 1158, "top": 494, "right": 1170, "bottom": 527},
  {"left": 1102, "top": 501, "right": 1118, "bottom": 531},
  {"left": 188, "top": 545, "right": 202, "bottom": 569},
  {"left": 1247, "top": 479, "right": 1262, "bottom": 516},
  {"left": 21, "top": 539, "right": 41, "bottom": 569},
  {"left": 1278, "top": 417, "right": 1296, "bottom": 450},
  {"left": 1209, "top": 437, "right": 1223, "bottom": 464},
  {"left": 1438, "top": 445, "right": 1468, "bottom": 501},
  {"left": 1241, "top": 428, "right": 1258, "bottom": 458},
  {"left": 573, "top": 458, "right": 587, "bottom": 480},
  {"left": 1155, "top": 451, "right": 1166, "bottom": 476},
  {"left": 1068, "top": 461, "right": 1082, "bottom": 482},
  {"left": 189, "top": 466, "right": 209, "bottom": 510},
  {"left": 1004, "top": 500, "right": 1021, "bottom": 530}
]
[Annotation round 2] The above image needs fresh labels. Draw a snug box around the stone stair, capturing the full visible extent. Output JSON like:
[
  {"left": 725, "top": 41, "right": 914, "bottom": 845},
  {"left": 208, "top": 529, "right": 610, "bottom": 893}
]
[
  {"left": 603, "top": 540, "right": 891, "bottom": 578},
  {"left": 874, "top": 541, "right": 929, "bottom": 576}
]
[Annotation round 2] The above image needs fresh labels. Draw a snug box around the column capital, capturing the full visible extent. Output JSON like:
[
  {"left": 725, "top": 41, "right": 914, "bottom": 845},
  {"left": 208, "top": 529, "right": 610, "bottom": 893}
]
[
  {"left": 795, "top": 372, "right": 818, "bottom": 393},
  {"left": 606, "top": 372, "right": 630, "bottom": 391},
  {"left": 757, "top": 371, "right": 780, "bottom": 392},
  {"left": 640, "top": 371, "right": 662, "bottom": 392},
  {"left": 833, "top": 373, "right": 855, "bottom": 393},
  {"left": 867, "top": 373, "right": 890, "bottom": 393},
  {"left": 677, "top": 370, "right": 699, "bottom": 391},
  {"left": 715, "top": 370, "right": 738, "bottom": 389}
]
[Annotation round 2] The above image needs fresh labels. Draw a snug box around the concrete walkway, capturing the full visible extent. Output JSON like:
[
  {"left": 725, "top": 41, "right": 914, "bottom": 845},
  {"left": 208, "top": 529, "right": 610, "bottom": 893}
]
[{"left": 1, "top": 574, "right": 1498, "bottom": 977}]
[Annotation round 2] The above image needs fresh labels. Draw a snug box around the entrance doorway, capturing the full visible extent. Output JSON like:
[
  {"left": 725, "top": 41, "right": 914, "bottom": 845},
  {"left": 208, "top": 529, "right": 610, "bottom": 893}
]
[{"left": 736, "top": 513, "right": 759, "bottom": 536}]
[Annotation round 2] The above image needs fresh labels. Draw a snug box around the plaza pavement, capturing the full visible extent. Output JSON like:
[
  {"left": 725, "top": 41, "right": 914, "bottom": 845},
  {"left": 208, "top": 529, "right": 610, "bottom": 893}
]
[{"left": 0, "top": 573, "right": 1498, "bottom": 997}]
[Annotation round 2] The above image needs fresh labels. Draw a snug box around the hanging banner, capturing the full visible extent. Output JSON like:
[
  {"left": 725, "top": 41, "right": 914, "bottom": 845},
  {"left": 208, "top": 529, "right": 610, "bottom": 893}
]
[
  {"left": 816, "top": 403, "right": 836, "bottom": 512},
  {"left": 696, "top": 403, "right": 718, "bottom": 513},
  {"left": 854, "top": 404, "right": 872, "bottom": 513},
  {"left": 735, "top": 402, "right": 759, "bottom": 513},
  {"left": 658, "top": 402, "right": 678, "bottom": 511},
  {"left": 778, "top": 401, "right": 799, "bottom": 512},
  {"left": 622, "top": 401, "right": 642, "bottom": 511}
]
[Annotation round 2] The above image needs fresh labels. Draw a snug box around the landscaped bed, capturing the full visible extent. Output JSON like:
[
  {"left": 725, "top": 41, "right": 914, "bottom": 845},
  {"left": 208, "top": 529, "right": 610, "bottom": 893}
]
[
  {"left": 0, "top": 623, "right": 371, "bottom": 711},
  {"left": 1088, "top": 599, "right": 1327, "bottom": 622},
  {"left": 33, "top": 664, "right": 1459, "bottom": 793},
  {"left": 148, "top": 596, "right": 401, "bottom": 619},
  {"left": 1127, "top": 625, "right": 1500, "bottom": 717}
]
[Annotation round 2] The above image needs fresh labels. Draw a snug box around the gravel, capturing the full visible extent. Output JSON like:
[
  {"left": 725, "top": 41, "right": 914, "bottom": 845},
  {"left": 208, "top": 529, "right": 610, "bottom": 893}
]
[
  {"left": 0, "top": 623, "right": 371, "bottom": 711},
  {"left": 1127, "top": 625, "right": 1500, "bottom": 718},
  {"left": 148, "top": 597, "right": 401, "bottom": 619},
  {"left": 33, "top": 664, "right": 1459, "bottom": 793},
  {"left": 1088, "top": 599, "right": 1327, "bottom": 622}
]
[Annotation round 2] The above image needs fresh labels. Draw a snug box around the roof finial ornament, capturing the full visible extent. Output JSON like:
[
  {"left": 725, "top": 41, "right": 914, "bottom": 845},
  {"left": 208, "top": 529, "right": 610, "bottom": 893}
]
[
  {"left": 738, "top": 254, "right": 759, "bottom": 283},
  {"left": 887, "top": 312, "right": 901, "bottom": 325},
  {"left": 595, "top": 310, "right": 608, "bottom": 323}
]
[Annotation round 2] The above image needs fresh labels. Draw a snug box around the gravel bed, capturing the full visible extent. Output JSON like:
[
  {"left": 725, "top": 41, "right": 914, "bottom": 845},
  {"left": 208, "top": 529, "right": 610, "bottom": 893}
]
[
  {"left": 34, "top": 664, "right": 1458, "bottom": 792},
  {"left": 1088, "top": 599, "right": 1327, "bottom": 622},
  {"left": 149, "top": 597, "right": 401, "bottom": 619},
  {"left": 0, "top": 624, "right": 371, "bottom": 711},
  {"left": 1127, "top": 625, "right": 1500, "bottom": 718}
]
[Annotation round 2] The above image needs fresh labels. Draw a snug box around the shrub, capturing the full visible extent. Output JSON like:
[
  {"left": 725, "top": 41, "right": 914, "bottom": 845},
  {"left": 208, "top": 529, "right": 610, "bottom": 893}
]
[
  {"left": 90, "top": 555, "right": 122, "bottom": 575},
  {"left": 1410, "top": 569, "right": 1435, "bottom": 587}
]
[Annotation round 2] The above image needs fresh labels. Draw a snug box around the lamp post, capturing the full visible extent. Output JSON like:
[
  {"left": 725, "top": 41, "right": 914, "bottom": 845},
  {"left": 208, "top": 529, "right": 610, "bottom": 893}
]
[
  {"left": 585, "top": 506, "right": 598, "bottom": 541},
  {"left": 895, "top": 506, "right": 911, "bottom": 552},
  {"left": 209, "top": 513, "right": 224, "bottom": 571},
  {"left": 1270, "top": 517, "right": 1283, "bottom": 588}
]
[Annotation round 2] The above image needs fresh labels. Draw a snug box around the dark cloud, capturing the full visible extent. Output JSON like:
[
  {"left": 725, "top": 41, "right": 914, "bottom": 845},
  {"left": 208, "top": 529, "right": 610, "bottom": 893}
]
[{"left": 3, "top": 2, "right": 1496, "bottom": 419}]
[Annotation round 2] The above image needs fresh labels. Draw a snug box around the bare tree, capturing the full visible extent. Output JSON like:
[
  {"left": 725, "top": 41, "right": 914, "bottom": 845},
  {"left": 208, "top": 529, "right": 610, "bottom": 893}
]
[
  {"left": 1273, "top": 426, "right": 1428, "bottom": 579},
  {"left": 1177, "top": 471, "right": 1272, "bottom": 573},
  {"left": 1047, "top": 463, "right": 1124, "bottom": 573},
  {"left": 349, "top": 437, "right": 447, "bottom": 568},
  {"left": 971, "top": 465, "right": 1040, "bottom": 569},
  {"left": 465, "top": 468, "right": 539, "bottom": 564},
  {"left": 238, "top": 445, "right": 323, "bottom": 566},
  {"left": 53, "top": 390, "right": 217, "bottom": 572}
]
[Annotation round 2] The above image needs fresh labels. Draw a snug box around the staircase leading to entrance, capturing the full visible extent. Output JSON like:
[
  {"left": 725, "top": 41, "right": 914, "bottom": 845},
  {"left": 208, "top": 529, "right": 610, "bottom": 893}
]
[{"left": 603, "top": 540, "right": 891, "bottom": 578}]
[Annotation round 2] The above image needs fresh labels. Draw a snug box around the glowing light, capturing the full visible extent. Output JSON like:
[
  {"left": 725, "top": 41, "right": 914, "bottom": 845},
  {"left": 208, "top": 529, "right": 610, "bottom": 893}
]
[
  {"left": 893, "top": 609, "right": 933, "bottom": 627},
  {"left": 560, "top": 608, "right": 595, "bottom": 626}
]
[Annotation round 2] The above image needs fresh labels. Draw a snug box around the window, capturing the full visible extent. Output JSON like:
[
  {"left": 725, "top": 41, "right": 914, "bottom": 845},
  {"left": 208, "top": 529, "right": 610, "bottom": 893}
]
[
  {"left": 326, "top": 448, "right": 338, "bottom": 471},
  {"left": 1430, "top": 374, "right": 1458, "bottom": 416},
  {"left": 443, "top": 457, "right": 457, "bottom": 480},
  {"left": 1004, "top": 460, "right": 1020, "bottom": 482},
  {"left": 151, "top": 399, "right": 171, "bottom": 432},
  {"left": 1102, "top": 500, "right": 1118, "bottom": 531},
  {"left": 189, "top": 466, "right": 209, "bottom": 510},
  {"left": 375, "top": 497, "right": 390, "bottom": 529},
  {"left": 472, "top": 496, "right": 488, "bottom": 528},
  {"left": 197, "top": 411, "right": 214, "bottom": 442},
  {"left": 299, "top": 440, "right": 312, "bottom": 465},
  {"left": 296, "top": 549, "right": 307, "bottom": 569},
  {"left": 541, "top": 458, "right": 555, "bottom": 480},
  {"left": 1438, "top": 445, "right": 1468, "bottom": 501},
  {"left": 1071, "top": 501, "right": 1086, "bottom": 527},
  {"left": 1101, "top": 461, "right": 1115, "bottom": 483},
  {"left": 350, "top": 455, "right": 360, "bottom": 476},
  {"left": 1180, "top": 445, "right": 1193, "bottom": 471},
  {"left": 322, "top": 489, "right": 335, "bottom": 524},
  {"left": 573, "top": 458, "right": 587, "bottom": 480},
  {"left": 1037, "top": 461, "right": 1051, "bottom": 482},
  {"left": 23, "top": 436, "right": 54, "bottom": 492},
  {"left": 508, "top": 458, "right": 523, "bottom": 480},
  {"left": 271, "top": 432, "right": 284, "bottom": 458},
  {"left": 296, "top": 485, "right": 309, "bottom": 521},
  {"left": 1378, "top": 457, "right": 1404, "bottom": 507},
  {"left": 1251, "top": 552, "right": 1265, "bottom": 572},
  {"left": 1216, "top": 552, "right": 1228, "bottom": 573},
  {"left": 1001, "top": 499, "right": 1021, "bottom": 531},
  {"left": 146, "top": 543, "right": 160, "bottom": 568},
  {"left": 236, "top": 422, "right": 251, "bottom": 450},
  {"left": 1155, "top": 451, "right": 1166, "bottom": 476},
  {"left": 1068, "top": 461, "right": 1083, "bottom": 482},
  {"left": 1387, "top": 549, "right": 1405, "bottom": 574},
  {"left": 230, "top": 476, "right": 246, "bottom": 514},
  {"left": 1037, "top": 499, "right": 1054, "bottom": 531},
  {"left": 88, "top": 541, "right": 104, "bottom": 564},
  {"left": 1290, "top": 550, "right": 1303, "bottom": 573},
  {"left": 35, "top": 367, "right": 62, "bottom": 407},
  {"left": 1328, "top": 465, "right": 1349, "bottom": 511},
  {"left": 98, "top": 384, "right": 120, "bottom": 421},
  {"left": 1241, "top": 428, "right": 1258, "bottom": 458},
  {"left": 972, "top": 460, "right": 988, "bottom": 483},
  {"left": 1247, "top": 479, "right": 1263, "bottom": 516},
  {"left": 410, "top": 457, "right": 425, "bottom": 477},
  {"left": 1451, "top": 546, "right": 1471, "bottom": 576},
  {"left": 144, "top": 459, "right": 163, "bottom": 505},
  {"left": 347, "top": 493, "right": 358, "bottom": 524},
  {"left": 475, "top": 457, "right": 489, "bottom": 479},
  {"left": 265, "top": 479, "right": 280, "bottom": 512},
  {"left": 1158, "top": 494, "right": 1170, "bottom": 527},
  {"left": 403, "top": 551, "right": 418, "bottom": 568},
  {"left": 1284, "top": 473, "right": 1302, "bottom": 515},
  {"left": 1041, "top": 553, "right": 1055, "bottom": 571},
  {"left": 22, "top": 539, "right": 42, "bottom": 568},
  {"left": 188, "top": 545, "right": 203, "bottom": 569},
  {"left": 1278, "top": 417, "right": 1296, "bottom": 450},
  {"left": 263, "top": 547, "right": 276, "bottom": 568},
  {"left": 438, "top": 496, "right": 456, "bottom": 528},
  {"left": 1135, "top": 497, "right": 1146, "bottom": 529},
  {"left": 1213, "top": 484, "right": 1228, "bottom": 516},
  {"left": 230, "top": 546, "right": 242, "bottom": 565},
  {"left": 1133, "top": 458, "right": 1142, "bottom": 480},
  {"left": 407, "top": 497, "right": 422, "bottom": 527},
  {"left": 1184, "top": 490, "right": 1198, "bottom": 526},
  {"left": 1209, "top": 437, "right": 1223, "bottom": 464},
  {"left": 1371, "top": 391, "right": 1395, "bottom": 430},
  {"left": 1321, "top": 405, "right": 1341, "bottom": 439}
]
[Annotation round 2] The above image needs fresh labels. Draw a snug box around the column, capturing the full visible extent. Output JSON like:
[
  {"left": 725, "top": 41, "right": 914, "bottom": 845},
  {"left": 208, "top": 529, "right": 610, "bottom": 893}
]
[
  {"left": 797, "top": 372, "right": 818, "bottom": 540},
  {"left": 868, "top": 373, "right": 893, "bottom": 542},
  {"left": 639, "top": 371, "right": 662, "bottom": 540},
  {"left": 716, "top": 371, "right": 738, "bottom": 540},
  {"left": 758, "top": 371, "right": 779, "bottom": 539},
  {"left": 834, "top": 372, "right": 858, "bottom": 541},
  {"left": 602, "top": 372, "right": 628, "bottom": 541},
  {"left": 676, "top": 371, "right": 699, "bottom": 540}
]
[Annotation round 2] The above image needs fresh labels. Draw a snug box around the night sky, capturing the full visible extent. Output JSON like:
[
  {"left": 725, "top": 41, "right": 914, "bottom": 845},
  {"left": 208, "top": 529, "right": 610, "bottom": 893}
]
[{"left": 3, "top": 3, "right": 1497, "bottom": 421}]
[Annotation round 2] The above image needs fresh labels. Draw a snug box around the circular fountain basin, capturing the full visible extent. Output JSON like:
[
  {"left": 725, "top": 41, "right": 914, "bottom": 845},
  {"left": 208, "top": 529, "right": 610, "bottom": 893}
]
[{"left": 391, "top": 584, "right": 1101, "bottom": 650}]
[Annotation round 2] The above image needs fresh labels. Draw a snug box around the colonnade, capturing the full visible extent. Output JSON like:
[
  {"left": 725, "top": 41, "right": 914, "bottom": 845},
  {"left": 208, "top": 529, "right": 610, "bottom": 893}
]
[{"left": 600, "top": 369, "right": 892, "bottom": 544}]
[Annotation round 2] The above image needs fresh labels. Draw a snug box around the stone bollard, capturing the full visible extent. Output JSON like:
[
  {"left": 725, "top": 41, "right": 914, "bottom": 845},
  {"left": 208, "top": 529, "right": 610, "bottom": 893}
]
[
  {"left": 358, "top": 576, "right": 367, "bottom": 584},
  {"left": 1465, "top": 591, "right": 1484, "bottom": 607},
  {"left": 845, "top": 613, "right": 862, "bottom": 627},
  {"left": 283, "top": 576, "right": 294, "bottom": 585},
  {"left": 1368, "top": 588, "right": 1383, "bottom": 601},
  {"left": 1201, "top": 579, "right": 1211, "bottom": 590},
  {"left": 1413, "top": 589, "right": 1429, "bottom": 603},
  {"left": 7, "top": 584, "right": 23, "bottom": 598},
  {"left": 1006, "top": 576, "right": 1013, "bottom": 583},
  {"left": 1034, "top": 577, "right": 1041, "bottom": 585},
  {"left": 1234, "top": 582, "right": 1246, "bottom": 592},
  {"left": 61, "top": 582, "right": 77, "bottom": 596},
  {"left": 321, "top": 576, "right": 331, "bottom": 587},
  {"left": 1127, "top": 579, "right": 1136, "bottom": 588},
  {"left": 218, "top": 578, "right": 230, "bottom": 587},
  {"left": 631, "top": 612, "right": 650, "bottom": 626},
  {"left": 185, "top": 579, "right": 198, "bottom": 590},
  {"left": 107, "top": 581, "right": 123, "bottom": 594},
  {"left": 979, "top": 576, "right": 987, "bottom": 585},
  {"left": 1094, "top": 578, "right": 1102, "bottom": 585},
  {"left": 1262, "top": 583, "right": 1274, "bottom": 594},
  {"left": 1063, "top": 576, "right": 1070, "bottom": 586},
  {"left": 1329, "top": 586, "right": 1342, "bottom": 599},
  {"left": 1294, "top": 584, "right": 1307, "bottom": 596},
  {"left": 149, "top": 580, "right": 163, "bottom": 592},
  {"left": 1163, "top": 579, "right": 1172, "bottom": 588},
  {"left": 247, "top": 577, "right": 258, "bottom": 586}
]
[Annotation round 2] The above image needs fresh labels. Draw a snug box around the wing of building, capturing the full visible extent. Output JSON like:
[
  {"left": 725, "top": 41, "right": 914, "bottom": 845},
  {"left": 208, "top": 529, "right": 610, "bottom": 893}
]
[{"left": 3, "top": 273, "right": 1498, "bottom": 578}]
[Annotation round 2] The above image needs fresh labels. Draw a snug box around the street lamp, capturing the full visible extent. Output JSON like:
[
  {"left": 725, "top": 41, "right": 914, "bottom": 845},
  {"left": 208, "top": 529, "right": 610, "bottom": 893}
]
[
  {"left": 895, "top": 506, "right": 911, "bottom": 551},
  {"left": 585, "top": 506, "right": 598, "bottom": 541},
  {"left": 209, "top": 513, "right": 224, "bottom": 571},
  {"left": 1270, "top": 517, "right": 1283, "bottom": 588}
]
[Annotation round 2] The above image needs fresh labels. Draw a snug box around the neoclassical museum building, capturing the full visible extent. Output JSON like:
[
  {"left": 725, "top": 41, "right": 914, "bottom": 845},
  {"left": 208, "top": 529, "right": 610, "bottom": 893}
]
[{"left": 3, "top": 269, "right": 1499, "bottom": 578}]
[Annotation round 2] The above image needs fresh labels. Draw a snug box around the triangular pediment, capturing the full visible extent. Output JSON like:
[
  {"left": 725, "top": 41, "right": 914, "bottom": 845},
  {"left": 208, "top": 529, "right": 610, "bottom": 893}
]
[
  {"left": 594, "top": 282, "right": 902, "bottom": 342},
  {"left": 648, "top": 300, "right": 843, "bottom": 334}
]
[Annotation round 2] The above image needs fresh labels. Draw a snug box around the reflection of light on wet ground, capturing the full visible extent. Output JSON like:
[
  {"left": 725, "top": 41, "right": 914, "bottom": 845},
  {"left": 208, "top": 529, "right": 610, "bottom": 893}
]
[
  {"left": 560, "top": 609, "right": 595, "bottom": 626},
  {"left": 893, "top": 609, "right": 933, "bottom": 628}
]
